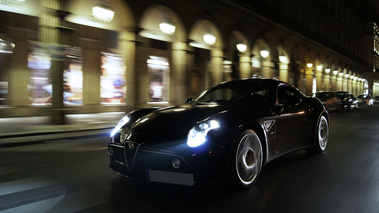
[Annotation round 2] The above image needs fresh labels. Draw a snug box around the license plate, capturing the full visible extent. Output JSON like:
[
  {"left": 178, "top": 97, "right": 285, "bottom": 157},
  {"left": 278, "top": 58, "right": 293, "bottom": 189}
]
[{"left": 148, "top": 170, "right": 194, "bottom": 186}]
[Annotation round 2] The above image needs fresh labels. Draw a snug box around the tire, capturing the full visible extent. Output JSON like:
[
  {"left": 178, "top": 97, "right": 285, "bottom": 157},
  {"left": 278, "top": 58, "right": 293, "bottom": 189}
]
[
  {"left": 231, "top": 130, "right": 263, "bottom": 188},
  {"left": 310, "top": 115, "right": 329, "bottom": 153}
]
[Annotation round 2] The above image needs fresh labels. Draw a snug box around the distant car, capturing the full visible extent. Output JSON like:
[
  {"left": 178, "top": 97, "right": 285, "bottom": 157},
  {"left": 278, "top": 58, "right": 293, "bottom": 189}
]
[
  {"left": 108, "top": 79, "right": 329, "bottom": 188},
  {"left": 313, "top": 92, "right": 341, "bottom": 111},
  {"left": 336, "top": 91, "right": 358, "bottom": 110},
  {"left": 357, "top": 94, "right": 374, "bottom": 106},
  {"left": 347, "top": 94, "right": 359, "bottom": 109}
]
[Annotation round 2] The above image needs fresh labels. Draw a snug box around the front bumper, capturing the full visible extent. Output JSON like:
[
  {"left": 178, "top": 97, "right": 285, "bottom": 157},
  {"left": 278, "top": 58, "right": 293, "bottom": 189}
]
[{"left": 108, "top": 138, "right": 228, "bottom": 186}]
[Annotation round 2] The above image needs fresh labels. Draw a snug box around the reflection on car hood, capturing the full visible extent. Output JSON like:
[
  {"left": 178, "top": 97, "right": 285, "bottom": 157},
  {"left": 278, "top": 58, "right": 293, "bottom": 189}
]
[{"left": 127, "top": 103, "right": 234, "bottom": 143}]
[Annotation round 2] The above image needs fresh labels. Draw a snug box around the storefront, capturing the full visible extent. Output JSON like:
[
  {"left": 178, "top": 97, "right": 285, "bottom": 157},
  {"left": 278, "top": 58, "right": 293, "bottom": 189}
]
[{"left": 0, "top": 0, "right": 372, "bottom": 120}]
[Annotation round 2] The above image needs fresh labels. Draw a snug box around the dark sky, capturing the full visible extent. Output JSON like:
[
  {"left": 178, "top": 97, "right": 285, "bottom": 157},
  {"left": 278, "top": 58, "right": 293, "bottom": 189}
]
[{"left": 368, "top": 0, "right": 379, "bottom": 22}]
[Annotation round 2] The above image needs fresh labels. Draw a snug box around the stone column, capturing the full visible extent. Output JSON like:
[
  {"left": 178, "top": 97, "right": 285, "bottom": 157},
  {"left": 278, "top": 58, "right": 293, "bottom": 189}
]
[
  {"left": 261, "top": 59, "right": 274, "bottom": 79},
  {"left": 239, "top": 54, "right": 251, "bottom": 79},
  {"left": 337, "top": 74, "right": 343, "bottom": 91},
  {"left": 81, "top": 34, "right": 101, "bottom": 109},
  {"left": 40, "top": 0, "right": 73, "bottom": 124},
  {"left": 119, "top": 30, "right": 137, "bottom": 111},
  {"left": 9, "top": 32, "right": 29, "bottom": 106},
  {"left": 347, "top": 77, "right": 352, "bottom": 93},
  {"left": 342, "top": 75, "right": 348, "bottom": 91},
  {"left": 172, "top": 41, "right": 187, "bottom": 104},
  {"left": 315, "top": 69, "right": 322, "bottom": 92},
  {"left": 323, "top": 73, "right": 330, "bottom": 91},
  {"left": 211, "top": 48, "right": 223, "bottom": 85},
  {"left": 305, "top": 66, "right": 314, "bottom": 96},
  {"left": 279, "top": 62, "right": 289, "bottom": 83}
]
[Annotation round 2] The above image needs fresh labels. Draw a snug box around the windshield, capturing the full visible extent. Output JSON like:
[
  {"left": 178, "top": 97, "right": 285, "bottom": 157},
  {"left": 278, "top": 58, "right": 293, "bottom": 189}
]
[{"left": 195, "top": 81, "right": 269, "bottom": 104}]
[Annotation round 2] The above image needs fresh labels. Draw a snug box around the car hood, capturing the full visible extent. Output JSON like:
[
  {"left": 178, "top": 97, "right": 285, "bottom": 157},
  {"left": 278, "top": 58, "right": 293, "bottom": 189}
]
[{"left": 126, "top": 103, "right": 237, "bottom": 144}]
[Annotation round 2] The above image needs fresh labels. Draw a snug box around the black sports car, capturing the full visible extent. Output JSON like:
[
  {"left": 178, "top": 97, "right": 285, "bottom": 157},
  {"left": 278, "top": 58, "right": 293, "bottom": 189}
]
[{"left": 108, "top": 79, "right": 329, "bottom": 188}]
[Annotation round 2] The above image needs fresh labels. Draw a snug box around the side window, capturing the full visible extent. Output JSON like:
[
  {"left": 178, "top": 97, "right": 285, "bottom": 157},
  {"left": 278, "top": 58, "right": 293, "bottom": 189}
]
[
  {"left": 277, "top": 86, "right": 303, "bottom": 105},
  {"left": 200, "top": 88, "right": 236, "bottom": 101}
]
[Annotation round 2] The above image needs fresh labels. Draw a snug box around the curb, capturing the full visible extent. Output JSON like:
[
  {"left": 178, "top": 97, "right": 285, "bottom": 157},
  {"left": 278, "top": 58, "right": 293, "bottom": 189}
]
[{"left": 0, "top": 127, "right": 113, "bottom": 148}]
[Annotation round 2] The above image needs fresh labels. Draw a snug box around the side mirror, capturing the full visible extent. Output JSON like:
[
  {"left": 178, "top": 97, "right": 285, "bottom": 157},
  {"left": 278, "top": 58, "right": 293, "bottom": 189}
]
[{"left": 184, "top": 97, "right": 193, "bottom": 104}]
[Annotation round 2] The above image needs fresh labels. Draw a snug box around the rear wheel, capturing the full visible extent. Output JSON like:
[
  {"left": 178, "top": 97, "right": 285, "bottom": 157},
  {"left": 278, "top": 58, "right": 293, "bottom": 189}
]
[{"left": 231, "top": 130, "right": 263, "bottom": 188}]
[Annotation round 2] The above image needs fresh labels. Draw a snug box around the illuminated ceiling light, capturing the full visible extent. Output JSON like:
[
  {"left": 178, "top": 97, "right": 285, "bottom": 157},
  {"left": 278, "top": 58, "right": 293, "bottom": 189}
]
[
  {"left": 307, "top": 63, "right": 313, "bottom": 68},
  {"left": 159, "top": 22, "right": 176, "bottom": 34},
  {"left": 333, "top": 70, "right": 338, "bottom": 75},
  {"left": 260, "top": 49, "right": 269, "bottom": 58},
  {"left": 92, "top": 6, "right": 114, "bottom": 21},
  {"left": 345, "top": 74, "right": 350, "bottom": 78},
  {"left": 338, "top": 73, "right": 344, "bottom": 77},
  {"left": 236, "top": 43, "right": 247, "bottom": 53},
  {"left": 349, "top": 75, "right": 354, "bottom": 79},
  {"left": 317, "top": 65, "right": 323, "bottom": 71},
  {"left": 325, "top": 68, "right": 331, "bottom": 73},
  {"left": 279, "top": 52, "right": 287, "bottom": 63},
  {"left": 203, "top": 33, "right": 216, "bottom": 45}
]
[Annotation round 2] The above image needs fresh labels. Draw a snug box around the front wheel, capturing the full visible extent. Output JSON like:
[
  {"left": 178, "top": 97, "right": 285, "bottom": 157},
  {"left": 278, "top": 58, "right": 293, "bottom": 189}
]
[
  {"left": 231, "top": 130, "right": 263, "bottom": 188},
  {"left": 310, "top": 115, "right": 329, "bottom": 153}
]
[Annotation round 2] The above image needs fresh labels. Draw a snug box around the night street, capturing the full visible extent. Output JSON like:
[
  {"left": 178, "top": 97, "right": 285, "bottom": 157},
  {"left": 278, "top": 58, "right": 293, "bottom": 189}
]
[{"left": 0, "top": 106, "right": 378, "bottom": 213}]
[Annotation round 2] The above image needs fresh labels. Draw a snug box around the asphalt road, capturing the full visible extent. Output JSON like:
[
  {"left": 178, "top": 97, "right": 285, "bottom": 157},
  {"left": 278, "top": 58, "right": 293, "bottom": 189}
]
[{"left": 0, "top": 106, "right": 378, "bottom": 213}]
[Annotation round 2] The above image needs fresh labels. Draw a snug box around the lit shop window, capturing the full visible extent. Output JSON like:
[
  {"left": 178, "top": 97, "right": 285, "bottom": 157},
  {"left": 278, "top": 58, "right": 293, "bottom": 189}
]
[
  {"left": 64, "top": 59, "right": 83, "bottom": 105},
  {"left": 27, "top": 53, "right": 52, "bottom": 105},
  {"left": 147, "top": 56, "right": 169, "bottom": 104},
  {"left": 101, "top": 53, "right": 126, "bottom": 104}
]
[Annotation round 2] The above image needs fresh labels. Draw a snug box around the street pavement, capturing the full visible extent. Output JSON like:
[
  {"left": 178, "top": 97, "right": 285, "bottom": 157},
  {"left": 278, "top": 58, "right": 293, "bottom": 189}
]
[{"left": 0, "top": 112, "right": 125, "bottom": 146}]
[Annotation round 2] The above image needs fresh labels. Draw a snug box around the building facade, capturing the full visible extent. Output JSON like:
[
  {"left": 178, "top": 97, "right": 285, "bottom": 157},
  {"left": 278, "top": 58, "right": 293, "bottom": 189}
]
[{"left": 0, "top": 0, "right": 378, "bottom": 123}]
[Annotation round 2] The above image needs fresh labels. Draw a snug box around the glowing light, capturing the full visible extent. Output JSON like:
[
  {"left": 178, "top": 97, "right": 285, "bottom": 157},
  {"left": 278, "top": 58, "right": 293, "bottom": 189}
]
[
  {"left": 203, "top": 33, "right": 216, "bottom": 45},
  {"left": 159, "top": 22, "right": 176, "bottom": 34},
  {"left": 187, "top": 120, "right": 220, "bottom": 148},
  {"left": 333, "top": 70, "right": 339, "bottom": 75},
  {"left": 279, "top": 52, "right": 287, "bottom": 63},
  {"left": 111, "top": 115, "right": 130, "bottom": 137},
  {"left": 317, "top": 65, "right": 323, "bottom": 71},
  {"left": 92, "top": 6, "right": 114, "bottom": 21},
  {"left": 307, "top": 63, "right": 313, "bottom": 68},
  {"left": 260, "top": 49, "right": 269, "bottom": 58},
  {"left": 325, "top": 68, "right": 331, "bottom": 73},
  {"left": 236, "top": 43, "right": 247, "bottom": 53}
]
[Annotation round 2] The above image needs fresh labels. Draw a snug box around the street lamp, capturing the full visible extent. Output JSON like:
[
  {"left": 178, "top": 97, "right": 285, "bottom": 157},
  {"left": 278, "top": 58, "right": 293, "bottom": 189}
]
[
  {"left": 307, "top": 63, "right": 313, "bottom": 68},
  {"left": 325, "top": 68, "right": 331, "bottom": 73}
]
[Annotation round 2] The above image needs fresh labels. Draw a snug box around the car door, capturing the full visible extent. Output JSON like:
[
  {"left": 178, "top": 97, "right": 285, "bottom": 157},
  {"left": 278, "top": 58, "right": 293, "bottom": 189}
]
[{"left": 274, "top": 85, "right": 314, "bottom": 152}]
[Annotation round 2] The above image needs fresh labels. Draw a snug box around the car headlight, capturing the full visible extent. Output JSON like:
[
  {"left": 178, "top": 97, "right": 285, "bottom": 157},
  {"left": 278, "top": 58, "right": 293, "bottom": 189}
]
[
  {"left": 110, "top": 115, "right": 131, "bottom": 137},
  {"left": 187, "top": 120, "right": 220, "bottom": 148}
]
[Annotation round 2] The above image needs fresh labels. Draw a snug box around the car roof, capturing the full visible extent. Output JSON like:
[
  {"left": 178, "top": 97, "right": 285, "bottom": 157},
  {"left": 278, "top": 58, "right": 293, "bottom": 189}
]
[{"left": 220, "top": 78, "right": 284, "bottom": 88}]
